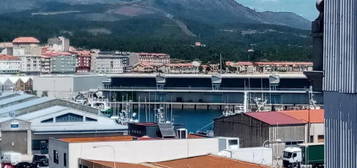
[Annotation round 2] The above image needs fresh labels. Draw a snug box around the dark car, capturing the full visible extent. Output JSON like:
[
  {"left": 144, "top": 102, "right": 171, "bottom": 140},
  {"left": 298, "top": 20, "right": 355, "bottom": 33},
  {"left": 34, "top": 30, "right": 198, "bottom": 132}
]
[
  {"left": 32, "top": 155, "right": 49, "bottom": 167},
  {"left": 15, "top": 162, "right": 34, "bottom": 168}
]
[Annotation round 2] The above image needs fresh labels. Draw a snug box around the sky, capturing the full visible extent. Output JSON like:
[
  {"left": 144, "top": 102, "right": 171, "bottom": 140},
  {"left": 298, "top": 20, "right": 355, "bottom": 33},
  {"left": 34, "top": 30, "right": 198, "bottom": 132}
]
[{"left": 235, "top": 0, "right": 319, "bottom": 21}]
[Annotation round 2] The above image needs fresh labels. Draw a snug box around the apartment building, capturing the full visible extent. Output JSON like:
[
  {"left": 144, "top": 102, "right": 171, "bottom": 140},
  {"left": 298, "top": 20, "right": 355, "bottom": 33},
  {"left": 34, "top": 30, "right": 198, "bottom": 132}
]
[
  {"left": 0, "top": 54, "right": 21, "bottom": 74},
  {"left": 12, "top": 37, "right": 42, "bottom": 73}
]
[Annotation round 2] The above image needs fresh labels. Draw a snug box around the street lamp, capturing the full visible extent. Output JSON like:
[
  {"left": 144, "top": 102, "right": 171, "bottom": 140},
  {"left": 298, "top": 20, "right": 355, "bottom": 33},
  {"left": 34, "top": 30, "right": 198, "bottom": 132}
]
[{"left": 93, "top": 145, "right": 117, "bottom": 168}]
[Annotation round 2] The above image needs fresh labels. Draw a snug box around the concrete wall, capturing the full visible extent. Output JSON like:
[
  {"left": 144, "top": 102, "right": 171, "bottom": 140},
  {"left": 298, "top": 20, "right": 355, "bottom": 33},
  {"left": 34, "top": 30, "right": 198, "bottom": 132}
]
[
  {"left": 33, "top": 75, "right": 107, "bottom": 100},
  {"left": 49, "top": 138, "right": 69, "bottom": 168},
  {"left": 72, "top": 76, "right": 107, "bottom": 91},
  {"left": 33, "top": 76, "right": 73, "bottom": 99},
  {"left": 268, "top": 125, "right": 305, "bottom": 142},
  {"left": 219, "top": 147, "right": 273, "bottom": 166},
  {"left": 0, "top": 120, "right": 32, "bottom": 156},
  {"left": 308, "top": 123, "right": 324, "bottom": 143},
  {"left": 50, "top": 138, "right": 219, "bottom": 168}
]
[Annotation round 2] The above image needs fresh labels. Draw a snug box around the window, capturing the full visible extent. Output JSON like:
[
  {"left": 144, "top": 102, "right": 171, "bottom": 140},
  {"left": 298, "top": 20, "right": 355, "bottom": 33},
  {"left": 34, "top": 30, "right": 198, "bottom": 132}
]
[
  {"left": 85, "top": 117, "right": 97, "bottom": 122},
  {"left": 310, "top": 136, "right": 314, "bottom": 143},
  {"left": 228, "top": 139, "right": 238, "bottom": 146},
  {"left": 293, "top": 153, "right": 297, "bottom": 158},
  {"left": 318, "top": 135, "right": 324, "bottom": 143},
  {"left": 53, "top": 150, "right": 59, "bottom": 164},
  {"left": 63, "top": 153, "right": 67, "bottom": 167},
  {"left": 10, "top": 123, "right": 19, "bottom": 128},
  {"left": 56, "top": 113, "right": 83, "bottom": 122},
  {"left": 41, "top": 118, "right": 54, "bottom": 123}
]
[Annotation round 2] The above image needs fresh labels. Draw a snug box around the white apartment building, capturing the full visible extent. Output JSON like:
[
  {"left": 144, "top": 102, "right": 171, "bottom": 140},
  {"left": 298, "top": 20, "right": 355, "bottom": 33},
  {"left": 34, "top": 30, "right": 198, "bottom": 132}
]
[
  {"left": 12, "top": 37, "right": 42, "bottom": 73},
  {"left": 0, "top": 54, "right": 21, "bottom": 74},
  {"left": 91, "top": 53, "right": 124, "bottom": 74}
]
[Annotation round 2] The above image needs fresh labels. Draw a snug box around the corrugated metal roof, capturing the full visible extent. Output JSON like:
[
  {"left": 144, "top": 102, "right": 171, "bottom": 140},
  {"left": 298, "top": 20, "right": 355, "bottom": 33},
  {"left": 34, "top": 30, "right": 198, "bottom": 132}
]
[
  {"left": 0, "top": 97, "right": 53, "bottom": 115},
  {"left": 0, "top": 92, "right": 17, "bottom": 100},
  {"left": 280, "top": 109, "right": 324, "bottom": 123},
  {"left": 0, "top": 94, "right": 35, "bottom": 107},
  {"left": 16, "top": 106, "right": 68, "bottom": 121},
  {"left": 245, "top": 111, "right": 306, "bottom": 125}
]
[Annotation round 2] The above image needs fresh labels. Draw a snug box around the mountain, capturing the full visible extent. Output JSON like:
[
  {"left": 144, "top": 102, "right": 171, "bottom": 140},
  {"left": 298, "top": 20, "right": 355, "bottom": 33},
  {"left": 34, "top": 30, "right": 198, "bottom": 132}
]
[
  {"left": 0, "top": 0, "right": 311, "bottom": 30},
  {"left": 0, "top": 0, "right": 313, "bottom": 62}
]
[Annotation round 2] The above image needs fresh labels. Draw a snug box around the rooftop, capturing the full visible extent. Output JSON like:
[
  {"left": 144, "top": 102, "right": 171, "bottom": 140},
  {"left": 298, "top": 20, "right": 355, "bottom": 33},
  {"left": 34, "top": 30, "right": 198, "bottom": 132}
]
[
  {"left": 280, "top": 109, "right": 324, "bottom": 123},
  {"left": 12, "top": 37, "right": 40, "bottom": 44},
  {"left": 0, "top": 42, "right": 13, "bottom": 48},
  {"left": 132, "top": 122, "right": 157, "bottom": 127},
  {"left": 81, "top": 155, "right": 269, "bottom": 168},
  {"left": 0, "top": 54, "right": 20, "bottom": 61},
  {"left": 59, "top": 136, "right": 134, "bottom": 143},
  {"left": 225, "top": 61, "right": 313, "bottom": 66},
  {"left": 245, "top": 111, "right": 306, "bottom": 125},
  {"left": 154, "top": 155, "right": 269, "bottom": 168}
]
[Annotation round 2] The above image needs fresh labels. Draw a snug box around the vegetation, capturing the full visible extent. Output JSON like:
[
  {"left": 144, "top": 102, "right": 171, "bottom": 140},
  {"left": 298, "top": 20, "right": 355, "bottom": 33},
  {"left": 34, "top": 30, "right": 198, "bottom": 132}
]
[{"left": 0, "top": 5, "right": 312, "bottom": 63}]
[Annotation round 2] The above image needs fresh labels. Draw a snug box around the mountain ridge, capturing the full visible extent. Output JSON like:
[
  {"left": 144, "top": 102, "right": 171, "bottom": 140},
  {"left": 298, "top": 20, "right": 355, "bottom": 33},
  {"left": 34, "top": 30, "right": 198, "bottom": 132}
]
[{"left": 0, "top": 0, "right": 311, "bottom": 30}]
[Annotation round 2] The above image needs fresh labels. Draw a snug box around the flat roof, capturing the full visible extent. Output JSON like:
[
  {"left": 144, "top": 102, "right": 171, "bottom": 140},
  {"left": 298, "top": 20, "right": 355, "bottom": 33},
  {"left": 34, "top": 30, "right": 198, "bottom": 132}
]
[{"left": 59, "top": 136, "right": 134, "bottom": 143}]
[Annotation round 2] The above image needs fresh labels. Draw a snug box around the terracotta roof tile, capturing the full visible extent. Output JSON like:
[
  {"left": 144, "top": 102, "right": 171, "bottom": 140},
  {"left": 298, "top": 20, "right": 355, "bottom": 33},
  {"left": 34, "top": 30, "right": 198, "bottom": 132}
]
[
  {"left": 12, "top": 37, "right": 40, "bottom": 44},
  {"left": 0, "top": 54, "right": 20, "bottom": 61}
]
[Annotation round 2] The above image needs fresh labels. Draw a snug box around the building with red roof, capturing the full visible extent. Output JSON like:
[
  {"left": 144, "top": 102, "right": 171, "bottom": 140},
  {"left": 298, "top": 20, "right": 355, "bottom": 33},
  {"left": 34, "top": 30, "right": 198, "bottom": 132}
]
[
  {"left": 0, "top": 54, "right": 21, "bottom": 74},
  {"left": 40, "top": 49, "right": 77, "bottom": 74},
  {"left": 12, "top": 37, "right": 42, "bottom": 73},
  {"left": 12, "top": 37, "right": 40, "bottom": 44},
  {"left": 214, "top": 109, "right": 325, "bottom": 165}
]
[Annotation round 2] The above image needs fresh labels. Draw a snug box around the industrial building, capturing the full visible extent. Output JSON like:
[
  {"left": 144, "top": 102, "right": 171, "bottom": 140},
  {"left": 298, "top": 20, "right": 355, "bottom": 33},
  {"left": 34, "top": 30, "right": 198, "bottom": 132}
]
[
  {"left": 324, "top": 0, "right": 357, "bottom": 167},
  {"left": 0, "top": 92, "right": 127, "bottom": 161},
  {"left": 214, "top": 109, "right": 324, "bottom": 165},
  {"left": 32, "top": 75, "right": 107, "bottom": 100},
  {"left": 102, "top": 73, "right": 323, "bottom": 111}
]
